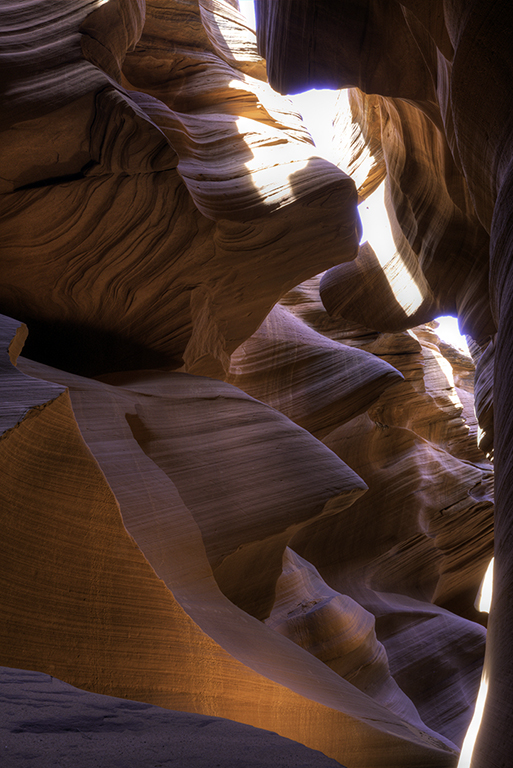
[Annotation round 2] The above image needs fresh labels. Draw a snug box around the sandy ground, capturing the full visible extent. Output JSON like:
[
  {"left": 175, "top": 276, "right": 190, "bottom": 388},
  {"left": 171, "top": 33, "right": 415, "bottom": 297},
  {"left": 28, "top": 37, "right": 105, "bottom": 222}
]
[{"left": 0, "top": 667, "right": 346, "bottom": 767}]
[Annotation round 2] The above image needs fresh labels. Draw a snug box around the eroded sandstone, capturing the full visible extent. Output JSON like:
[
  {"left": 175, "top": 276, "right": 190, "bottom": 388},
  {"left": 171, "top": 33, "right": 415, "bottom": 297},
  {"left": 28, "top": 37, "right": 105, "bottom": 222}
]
[{"left": 0, "top": 1, "right": 504, "bottom": 766}]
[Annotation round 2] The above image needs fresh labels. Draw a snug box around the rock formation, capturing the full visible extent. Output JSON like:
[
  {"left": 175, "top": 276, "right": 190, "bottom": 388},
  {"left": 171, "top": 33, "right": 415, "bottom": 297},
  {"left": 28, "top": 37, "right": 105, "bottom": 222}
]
[
  {"left": 0, "top": 1, "right": 503, "bottom": 766},
  {"left": 256, "top": 2, "right": 510, "bottom": 766}
]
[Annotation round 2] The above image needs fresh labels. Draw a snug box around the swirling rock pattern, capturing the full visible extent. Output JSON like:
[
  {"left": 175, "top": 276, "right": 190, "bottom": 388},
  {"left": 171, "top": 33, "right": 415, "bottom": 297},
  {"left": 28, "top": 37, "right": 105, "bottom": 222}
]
[
  {"left": 266, "top": 548, "right": 448, "bottom": 735},
  {"left": 0, "top": 318, "right": 456, "bottom": 767},
  {"left": 226, "top": 302, "right": 404, "bottom": 438},
  {"left": 319, "top": 92, "right": 494, "bottom": 344},
  {"left": 257, "top": 1, "right": 510, "bottom": 765},
  {"left": 0, "top": 0, "right": 503, "bottom": 766},
  {"left": 279, "top": 277, "right": 493, "bottom": 624},
  {"left": 1, "top": 0, "right": 359, "bottom": 379},
  {"left": 250, "top": 279, "right": 492, "bottom": 748}
]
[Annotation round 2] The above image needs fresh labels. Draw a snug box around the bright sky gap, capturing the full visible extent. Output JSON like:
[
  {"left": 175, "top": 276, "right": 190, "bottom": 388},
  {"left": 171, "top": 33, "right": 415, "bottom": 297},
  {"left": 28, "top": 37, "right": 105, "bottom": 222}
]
[{"left": 238, "top": 0, "right": 469, "bottom": 354}]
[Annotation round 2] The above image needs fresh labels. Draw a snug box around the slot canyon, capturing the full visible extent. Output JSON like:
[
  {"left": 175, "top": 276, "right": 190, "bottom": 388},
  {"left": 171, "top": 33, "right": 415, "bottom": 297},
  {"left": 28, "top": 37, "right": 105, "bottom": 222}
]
[{"left": 1, "top": 1, "right": 510, "bottom": 766}]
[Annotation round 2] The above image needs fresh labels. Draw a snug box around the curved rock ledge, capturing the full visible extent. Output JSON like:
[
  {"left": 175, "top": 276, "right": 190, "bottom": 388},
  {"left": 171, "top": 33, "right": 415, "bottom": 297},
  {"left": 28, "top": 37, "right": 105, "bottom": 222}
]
[{"left": 0, "top": 318, "right": 455, "bottom": 767}]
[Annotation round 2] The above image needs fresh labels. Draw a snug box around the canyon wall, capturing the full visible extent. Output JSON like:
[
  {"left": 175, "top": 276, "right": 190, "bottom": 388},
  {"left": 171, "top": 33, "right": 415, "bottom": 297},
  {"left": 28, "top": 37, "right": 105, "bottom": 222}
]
[
  {"left": 0, "top": 1, "right": 502, "bottom": 766},
  {"left": 257, "top": 2, "right": 510, "bottom": 766}
]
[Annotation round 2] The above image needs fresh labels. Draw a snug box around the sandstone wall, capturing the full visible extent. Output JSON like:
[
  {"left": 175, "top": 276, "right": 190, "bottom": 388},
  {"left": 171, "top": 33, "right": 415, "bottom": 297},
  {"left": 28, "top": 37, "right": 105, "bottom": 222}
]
[
  {"left": 256, "top": 2, "right": 511, "bottom": 766},
  {"left": 0, "top": 1, "right": 501, "bottom": 766}
]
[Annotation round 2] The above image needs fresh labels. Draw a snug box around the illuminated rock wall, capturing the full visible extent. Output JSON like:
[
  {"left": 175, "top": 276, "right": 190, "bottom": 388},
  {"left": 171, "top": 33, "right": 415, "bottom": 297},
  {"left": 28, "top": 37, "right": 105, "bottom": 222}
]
[{"left": 0, "top": 1, "right": 499, "bottom": 766}]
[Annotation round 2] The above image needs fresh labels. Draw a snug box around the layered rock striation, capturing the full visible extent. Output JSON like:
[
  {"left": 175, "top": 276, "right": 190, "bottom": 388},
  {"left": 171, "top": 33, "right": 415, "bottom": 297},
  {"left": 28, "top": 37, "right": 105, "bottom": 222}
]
[
  {"left": 256, "top": 2, "right": 511, "bottom": 766},
  {"left": 0, "top": 1, "right": 501, "bottom": 767}
]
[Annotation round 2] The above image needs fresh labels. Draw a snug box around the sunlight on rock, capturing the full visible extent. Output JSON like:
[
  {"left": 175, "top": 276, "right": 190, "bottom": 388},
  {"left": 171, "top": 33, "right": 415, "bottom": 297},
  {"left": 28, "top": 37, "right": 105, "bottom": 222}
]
[
  {"left": 1, "top": 0, "right": 503, "bottom": 765},
  {"left": 457, "top": 560, "right": 493, "bottom": 767},
  {"left": 436, "top": 316, "right": 470, "bottom": 355},
  {"left": 475, "top": 557, "right": 494, "bottom": 614},
  {"left": 457, "top": 670, "right": 489, "bottom": 768},
  {"left": 359, "top": 182, "right": 425, "bottom": 315}
]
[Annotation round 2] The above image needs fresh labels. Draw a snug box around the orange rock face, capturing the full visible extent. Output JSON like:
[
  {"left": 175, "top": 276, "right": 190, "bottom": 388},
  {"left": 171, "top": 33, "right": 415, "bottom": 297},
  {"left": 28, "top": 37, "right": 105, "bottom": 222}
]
[{"left": 0, "top": 1, "right": 503, "bottom": 766}]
